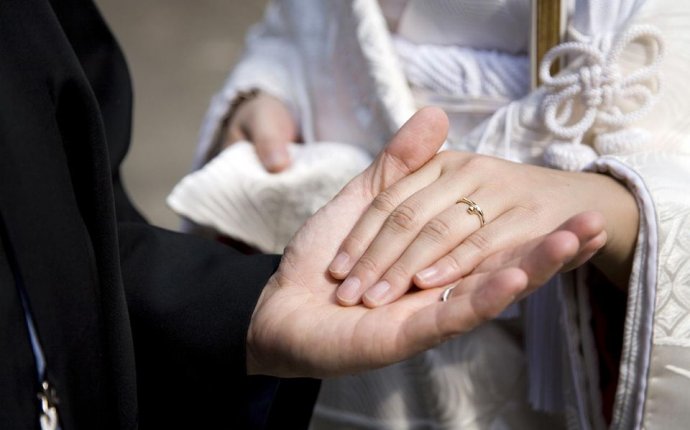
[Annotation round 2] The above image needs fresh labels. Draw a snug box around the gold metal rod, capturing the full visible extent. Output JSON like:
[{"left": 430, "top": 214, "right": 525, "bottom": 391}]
[{"left": 531, "top": 0, "right": 565, "bottom": 88}]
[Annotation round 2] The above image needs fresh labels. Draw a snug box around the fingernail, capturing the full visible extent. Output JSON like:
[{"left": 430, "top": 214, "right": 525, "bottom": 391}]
[
  {"left": 415, "top": 267, "right": 439, "bottom": 285},
  {"left": 365, "top": 280, "right": 391, "bottom": 304},
  {"left": 265, "top": 151, "right": 288, "bottom": 170},
  {"left": 329, "top": 252, "right": 350, "bottom": 275},
  {"left": 337, "top": 277, "right": 361, "bottom": 303}
]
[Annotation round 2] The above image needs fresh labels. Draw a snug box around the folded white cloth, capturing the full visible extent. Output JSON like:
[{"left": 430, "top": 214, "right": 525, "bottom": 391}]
[{"left": 167, "top": 141, "right": 372, "bottom": 253}]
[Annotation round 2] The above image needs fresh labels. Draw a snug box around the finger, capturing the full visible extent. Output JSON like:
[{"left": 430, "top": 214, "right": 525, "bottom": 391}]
[
  {"left": 354, "top": 227, "right": 580, "bottom": 371},
  {"left": 562, "top": 229, "right": 607, "bottom": 271},
  {"left": 513, "top": 230, "right": 580, "bottom": 291},
  {"left": 225, "top": 124, "right": 247, "bottom": 148},
  {"left": 359, "top": 187, "right": 505, "bottom": 307},
  {"left": 470, "top": 212, "right": 604, "bottom": 288},
  {"left": 396, "top": 268, "right": 527, "bottom": 356},
  {"left": 394, "top": 225, "right": 585, "bottom": 361},
  {"left": 310, "top": 108, "right": 448, "bottom": 262},
  {"left": 424, "top": 212, "right": 604, "bottom": 288},
  {"left": 563, "top": 217, "right": 608, "bottom": 272},
  {"left": 356, "top": 106, "right": 449, "bottom": 199},
  {"left": 328, "top": 163, "right": 443, "bottom": 280},
  {"left": 514, "top": 211, "right": 605, "bottom": 278},
  {"left": 413, "top": 203, "right": 533, "bottom": 288},
  {"left": 443, "top": 230, "right": 579, "bottom": 305},
  {"left": 330, "top": 152, "right": 477, "bottom": 283},
  {"left": 248, "top": 113, "right": 296, "bottom": 173},
  {"left": 253, "top": 137, "right": 291, "bottom": 173},
  {"left": 328, "top": 107, "right": 449, "bottom": 276},
  {"left": 340, "top": 176, "right": 468, "bottom": 306}
]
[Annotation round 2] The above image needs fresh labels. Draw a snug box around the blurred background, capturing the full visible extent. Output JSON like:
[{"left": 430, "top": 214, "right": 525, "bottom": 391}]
[{"left": 95, "top": 0, "right": 268, "bottom": 229}]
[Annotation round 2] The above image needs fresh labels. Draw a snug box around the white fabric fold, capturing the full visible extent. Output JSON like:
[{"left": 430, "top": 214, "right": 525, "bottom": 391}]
[{"left": 169, "top": 142, "right": 371, "bottom": 253}]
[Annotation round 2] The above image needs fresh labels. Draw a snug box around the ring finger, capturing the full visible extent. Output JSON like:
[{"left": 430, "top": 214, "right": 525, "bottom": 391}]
[
  {"left": 336, "top": 176, "right": 479, "bottom": 305},
  {"left": 361, "top": 189, "right": 506, "bottom": 307}
]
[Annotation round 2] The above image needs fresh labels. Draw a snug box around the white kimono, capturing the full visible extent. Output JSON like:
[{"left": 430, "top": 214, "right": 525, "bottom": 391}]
[{"left": 174, "top": 0, "right": 690, "bottom": 428}]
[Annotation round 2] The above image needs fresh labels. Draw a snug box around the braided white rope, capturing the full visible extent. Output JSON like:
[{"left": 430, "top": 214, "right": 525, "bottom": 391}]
[{"left": 540, "top": 24, "right": 664, "bottom": 170}]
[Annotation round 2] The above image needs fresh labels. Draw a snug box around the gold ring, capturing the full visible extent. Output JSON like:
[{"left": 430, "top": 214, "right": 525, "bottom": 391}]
[
  {"left": 441, "top": 285, "right": 456, "bottom": 302},
  {"left": 458, "top": 197, "right": 485, "bottom": 227}
]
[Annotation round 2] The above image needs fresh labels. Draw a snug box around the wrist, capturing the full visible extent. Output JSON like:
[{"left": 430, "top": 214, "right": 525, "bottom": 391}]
[
  {"left": 589, "top": 173, "right": 639, "bottom": 288},
  {"left": 245, "top": 274, "right": 277, "bottom": 376}
]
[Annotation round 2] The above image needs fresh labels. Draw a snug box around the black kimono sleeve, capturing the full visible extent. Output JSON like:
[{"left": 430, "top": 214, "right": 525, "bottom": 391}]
[
  {"left": 118, "top": 222, "right": 282, "bottom": 427},
  {"left": 63, "top": 0, "right": 319, "bottom": 426},
  {"left": 0, "top": 0, "right": 317, "bottom": 427}
]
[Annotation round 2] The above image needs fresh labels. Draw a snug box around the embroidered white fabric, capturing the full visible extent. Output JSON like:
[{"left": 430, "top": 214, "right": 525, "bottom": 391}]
[
  {"left": 172, "top": 0, "right": 690, "bottom": 428},
  {"left": 168, "top": 142, "right": 371, "bottom": 253},
  {"left": 392, "top": 0, "right": 531, "bottom": 54},
  {"left": 393, "top": 36, "right": 530, "bottom": 100}
]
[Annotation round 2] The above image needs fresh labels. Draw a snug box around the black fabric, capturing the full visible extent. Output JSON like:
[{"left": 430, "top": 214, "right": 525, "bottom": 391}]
[
  {"left": 588, "top": 267, "right": 626, "bottom": 425},
  {"left": 0, "top": 0, "right": 317, "bottom": 428},
  {"left": 0, "top": 215, "right": 39, "bottom": 429},
  {"left": 119, "top": 223, "right": 280, "bottom": 428}
]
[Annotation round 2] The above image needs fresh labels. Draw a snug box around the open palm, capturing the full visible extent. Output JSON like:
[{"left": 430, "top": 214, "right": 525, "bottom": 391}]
[{"left": 246, "top": 108, "right": 603, "bottom": 378}]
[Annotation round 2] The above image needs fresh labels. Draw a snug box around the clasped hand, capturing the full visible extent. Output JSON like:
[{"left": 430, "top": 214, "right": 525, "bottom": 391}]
[{"left": 247, "top": 108, "right": 620, "bottom": 379}]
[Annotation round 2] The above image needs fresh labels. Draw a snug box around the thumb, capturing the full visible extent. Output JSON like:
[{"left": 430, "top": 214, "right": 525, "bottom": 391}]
[
  {"left": 253, "top": 134, "right": 292, "bottom": 173},
  {"left": 360, "top": 106, "right": 449, "bottom": 198},
  {"left": 249, "top": 103, "right": 298, "bottom": 173}
]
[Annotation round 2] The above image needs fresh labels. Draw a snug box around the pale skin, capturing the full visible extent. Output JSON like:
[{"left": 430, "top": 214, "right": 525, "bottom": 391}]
[
  {"left": 329, "top": 150, "right": 638, "bottom": 308},
  {"left": 245, "top": 107, "right": 606, "bottom": 378},
  {"left": 227, "top": 92, "right": 637, "bottom": 302},
  {"left": 223, "top": 91, "right": 297, "bottom": 172}
]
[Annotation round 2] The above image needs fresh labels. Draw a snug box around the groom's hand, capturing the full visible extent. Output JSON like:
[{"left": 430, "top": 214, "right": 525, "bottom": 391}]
[{"left": 245, "top": 108, "right": 590, "bottom": 378}]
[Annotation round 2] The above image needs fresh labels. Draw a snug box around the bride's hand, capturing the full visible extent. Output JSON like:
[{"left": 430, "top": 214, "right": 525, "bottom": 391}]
[{"left": 330, "top": 150, "right": 638, "bottom": 307}]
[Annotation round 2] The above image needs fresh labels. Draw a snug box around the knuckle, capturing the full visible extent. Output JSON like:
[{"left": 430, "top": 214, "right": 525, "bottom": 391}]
[
  {"left": 442, "top": 252, "right": 463, "bottom": 274},
  {"left": 386, "top": 203, "right": 420, "bottom": 233},
  {"left": 420, "top": 218, "right": 453, "bottom": 244},
  {"left": 341, "top": 234, "right": 366, "bottom": 256},
  {"left": 525, "top": 204, "right": 544, "bottom": 222},
  {"left": 463, "top": 154, "right": 487, "bottom": 171},
  {"left": 464, "top": 231, "right": 492, "bottom": 256},
  {"left": 355, "top": 255, "right": 379, "bottom": 274},
  {"left": 382, "top": 151, "right": 412, "bottom": 176},
  {"left": 512, "top": 197, "right": 541, "bottom": 215},
  {"left": 386, "top": 263, "right": 411, "bottom": 283},
  {"left": 436, "top": 152, "right": 464, "bottom": 175},
  {"left": 371, "top": 190, "right": 399, "bottom": 215},
  {"left": 510, "top": 205, "right": 543, "bottom": 235},
  {"left": 434, "top": 150, "right": 455, "bottom": 164}
]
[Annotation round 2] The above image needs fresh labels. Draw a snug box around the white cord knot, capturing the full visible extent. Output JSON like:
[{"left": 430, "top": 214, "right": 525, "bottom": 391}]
[
  {"left": 579, "top": 63, "right": 619, "bottom": 109},
  {"left": 581, "top": 64, "right": 600, "bottom": 106},
  {"left": 539, "top": 24, "right": 664, "bottom": 170}
]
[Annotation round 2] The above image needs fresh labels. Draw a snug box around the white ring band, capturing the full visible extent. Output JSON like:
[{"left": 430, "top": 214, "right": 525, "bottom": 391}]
[{"left": 441, "top": 285, "right": 456, "bottom": 302}]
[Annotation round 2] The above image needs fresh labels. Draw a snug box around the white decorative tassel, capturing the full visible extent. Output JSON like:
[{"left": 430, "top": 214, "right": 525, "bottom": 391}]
[
  {"left": 543, "top": 141, "right": 598, "bottom": 171},
  {"left": 594, "top": 127, "right": 651, "bottom": 155},
  {"left": 539, "top": 25, "right": 664, "bottom": 170}
]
